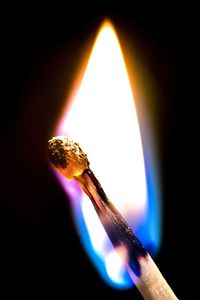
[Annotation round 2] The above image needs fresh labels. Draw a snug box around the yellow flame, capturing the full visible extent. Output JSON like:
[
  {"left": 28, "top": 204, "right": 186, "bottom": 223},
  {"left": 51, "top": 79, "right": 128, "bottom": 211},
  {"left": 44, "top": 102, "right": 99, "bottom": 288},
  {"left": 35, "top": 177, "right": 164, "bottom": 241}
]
[{"left": 57, "top": 20, "right": 147, "bottom": 281}]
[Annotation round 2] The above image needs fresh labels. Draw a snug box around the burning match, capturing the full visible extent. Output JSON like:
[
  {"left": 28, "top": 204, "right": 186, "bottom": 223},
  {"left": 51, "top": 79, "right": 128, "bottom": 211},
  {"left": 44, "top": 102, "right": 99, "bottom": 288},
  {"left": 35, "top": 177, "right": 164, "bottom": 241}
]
[{"left": 48, "top": 135, "right": 178, "bottom": 300}]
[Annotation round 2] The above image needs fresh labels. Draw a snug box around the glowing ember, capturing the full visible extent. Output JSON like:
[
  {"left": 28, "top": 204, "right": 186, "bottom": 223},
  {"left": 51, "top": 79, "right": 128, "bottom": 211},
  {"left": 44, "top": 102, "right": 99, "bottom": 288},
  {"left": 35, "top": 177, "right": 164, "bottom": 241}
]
[{"left": 54, "top": 20, "right": 161, "bottom": 289}]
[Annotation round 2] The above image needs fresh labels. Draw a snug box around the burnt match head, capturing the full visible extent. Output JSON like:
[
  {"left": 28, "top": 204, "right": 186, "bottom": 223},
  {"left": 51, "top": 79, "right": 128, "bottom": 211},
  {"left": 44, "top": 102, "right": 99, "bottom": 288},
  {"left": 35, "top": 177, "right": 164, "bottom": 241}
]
[{"left": 48, "top": 136, "right": 89, "bottom": 179}]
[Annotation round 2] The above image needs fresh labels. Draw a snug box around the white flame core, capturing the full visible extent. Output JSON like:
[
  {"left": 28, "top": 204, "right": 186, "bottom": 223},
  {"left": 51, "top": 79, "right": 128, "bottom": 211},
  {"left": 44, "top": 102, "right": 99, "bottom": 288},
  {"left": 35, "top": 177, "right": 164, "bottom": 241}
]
[{"left": 57, "top": 21, "right": 147, "bottom": 283}]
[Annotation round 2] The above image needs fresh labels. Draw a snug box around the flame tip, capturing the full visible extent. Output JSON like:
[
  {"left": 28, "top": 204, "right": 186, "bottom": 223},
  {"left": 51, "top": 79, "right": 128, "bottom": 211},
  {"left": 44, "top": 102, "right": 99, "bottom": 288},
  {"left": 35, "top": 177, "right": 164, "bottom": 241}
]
[{"left": 98, "top": 19, "right": 116, "bottom": 34}]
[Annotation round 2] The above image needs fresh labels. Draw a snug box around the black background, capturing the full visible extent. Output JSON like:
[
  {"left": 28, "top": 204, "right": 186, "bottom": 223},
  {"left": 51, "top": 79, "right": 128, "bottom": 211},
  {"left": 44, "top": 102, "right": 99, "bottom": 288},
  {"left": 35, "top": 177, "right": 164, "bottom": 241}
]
[{"left": 1, "top": 4, "right": 198, "bottom": 299}]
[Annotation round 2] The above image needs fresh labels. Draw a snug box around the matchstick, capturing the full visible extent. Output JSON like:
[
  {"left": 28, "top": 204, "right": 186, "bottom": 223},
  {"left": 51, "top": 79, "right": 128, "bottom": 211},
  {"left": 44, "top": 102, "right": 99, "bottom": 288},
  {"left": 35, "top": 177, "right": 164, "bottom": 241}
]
[{"left": 48, "top": 136, "right": 178, "bottom": 300}]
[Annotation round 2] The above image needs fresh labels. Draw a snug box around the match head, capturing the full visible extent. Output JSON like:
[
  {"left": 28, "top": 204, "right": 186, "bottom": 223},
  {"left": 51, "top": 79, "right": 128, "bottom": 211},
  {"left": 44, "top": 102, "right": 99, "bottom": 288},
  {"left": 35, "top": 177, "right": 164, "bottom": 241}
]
[{"left": 48, "top": 136, "right": 89, "bottom": 179}]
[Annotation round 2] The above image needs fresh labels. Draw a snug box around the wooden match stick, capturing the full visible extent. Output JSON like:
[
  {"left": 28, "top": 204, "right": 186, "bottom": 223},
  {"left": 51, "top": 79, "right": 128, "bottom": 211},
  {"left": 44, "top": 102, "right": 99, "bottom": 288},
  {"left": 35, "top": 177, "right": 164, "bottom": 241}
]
[{"left": 48, "top": 136, "right": 178, "bottom": 300}]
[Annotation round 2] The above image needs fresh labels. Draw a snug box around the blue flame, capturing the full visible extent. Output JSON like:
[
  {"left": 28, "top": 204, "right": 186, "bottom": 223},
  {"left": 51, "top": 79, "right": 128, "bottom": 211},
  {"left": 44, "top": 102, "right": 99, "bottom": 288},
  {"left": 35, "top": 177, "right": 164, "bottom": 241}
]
[{"left": 55, "top": 135, "right": 161, "bottom": 289}]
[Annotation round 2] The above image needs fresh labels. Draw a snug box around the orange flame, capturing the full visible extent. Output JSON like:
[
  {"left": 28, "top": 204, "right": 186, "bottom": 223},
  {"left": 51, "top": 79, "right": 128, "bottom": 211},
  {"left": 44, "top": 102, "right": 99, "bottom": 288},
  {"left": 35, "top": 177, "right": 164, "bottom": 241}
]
[{"left": 57, "top": 20, "right": 147, "bottom": 217}]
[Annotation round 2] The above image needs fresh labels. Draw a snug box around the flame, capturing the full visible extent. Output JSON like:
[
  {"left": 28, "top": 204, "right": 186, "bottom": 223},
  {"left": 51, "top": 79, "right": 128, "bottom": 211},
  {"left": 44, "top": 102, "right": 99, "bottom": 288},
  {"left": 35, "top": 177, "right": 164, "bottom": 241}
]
[{"left": 55, "top": 20, "right": 161, "bottom": 289}]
